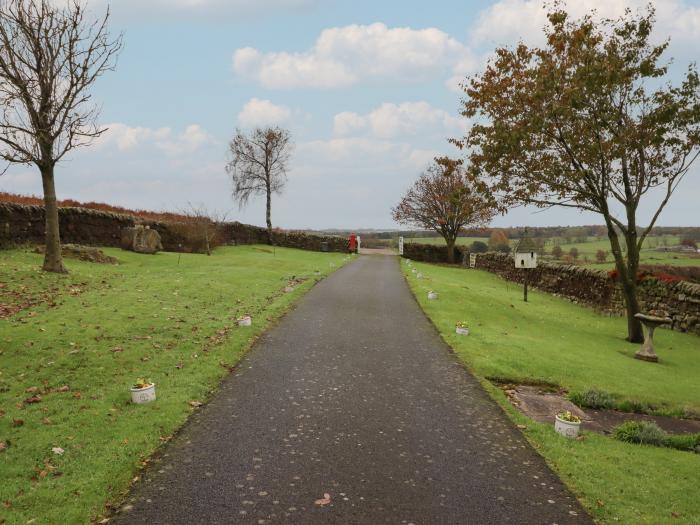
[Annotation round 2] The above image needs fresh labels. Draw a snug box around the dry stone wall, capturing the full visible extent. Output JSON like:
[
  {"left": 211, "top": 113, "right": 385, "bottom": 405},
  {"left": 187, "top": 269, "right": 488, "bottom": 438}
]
[
  {"left": 402, "top": 244, "right": 700, "bottom": 336},
  {"left": 0, "top": 202, "right": 348, "bottom": 254}
]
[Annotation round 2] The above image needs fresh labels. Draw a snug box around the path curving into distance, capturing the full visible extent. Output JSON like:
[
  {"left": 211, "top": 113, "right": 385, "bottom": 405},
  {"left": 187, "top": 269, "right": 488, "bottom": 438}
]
[{"left": 112, "top": 254, "right": 592, "bottom": 525}]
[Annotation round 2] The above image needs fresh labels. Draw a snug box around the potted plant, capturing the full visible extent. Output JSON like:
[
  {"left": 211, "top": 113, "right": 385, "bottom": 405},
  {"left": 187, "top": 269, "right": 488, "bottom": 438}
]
[
  {"left": 314, "top": 269, "right": 321, "bottom": 276},
  {"left": 555, "top": 411, "right": 582, "bottom": 438},
  {"left": 455, "top": 322, "right": 469, "bottom": 336},
  {"left": 411, "top": 268, "right": 417, "bottom": 273},
  {"left": 428, "top": 291, "right": 438, "bottom": 300},
  {"left": 238, "top": 315, "right": 252, "bottom": 327},
  {"left": 131, "top": 378, "right": 156, "bottom": 404}
]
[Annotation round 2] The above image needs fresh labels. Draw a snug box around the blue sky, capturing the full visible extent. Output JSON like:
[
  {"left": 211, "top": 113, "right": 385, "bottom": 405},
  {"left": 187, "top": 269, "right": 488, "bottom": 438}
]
[{"left": 2, "top": 0, "right": 700, "bottom": 229}]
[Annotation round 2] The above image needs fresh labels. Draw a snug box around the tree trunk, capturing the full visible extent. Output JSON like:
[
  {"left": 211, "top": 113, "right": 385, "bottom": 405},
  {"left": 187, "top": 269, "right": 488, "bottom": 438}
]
[
  {"left": 265, "top": 184, "right": 273, "bottom": 245},
  {"left": 446, "top": 238, "right": 456, "bottom": 264},
  {"left": 603, "top": 216, "right": 643, "bottom": 343},
  {"left": 40, "top": 165, "right": 67, "bottom": 273},
  {"left": 622, "top": 228, "right": 644, "bottom": 343}
]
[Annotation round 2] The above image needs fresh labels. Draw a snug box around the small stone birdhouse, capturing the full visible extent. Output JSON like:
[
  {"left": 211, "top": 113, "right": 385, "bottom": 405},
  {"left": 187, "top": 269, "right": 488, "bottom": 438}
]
[{"left": 514, "top": 235, "right": 538, "bottom": 269}]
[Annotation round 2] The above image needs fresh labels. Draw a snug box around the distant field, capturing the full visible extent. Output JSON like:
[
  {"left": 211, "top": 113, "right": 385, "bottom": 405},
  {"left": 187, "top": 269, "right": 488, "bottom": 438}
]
[
  {"left": 404, "top": 235, "right": 700, "bottom": 267},
  {"left": 404, "top": 236, "right": 489, "bottom": 246}
]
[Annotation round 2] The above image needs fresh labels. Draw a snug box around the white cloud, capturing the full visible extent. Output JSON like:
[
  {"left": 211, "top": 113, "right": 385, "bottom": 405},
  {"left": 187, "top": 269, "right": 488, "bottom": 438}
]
[
  {"left": 97, "top": 123, "right": 214, "bottom": 156},
  {"left": 333, "top": 102, "right": 466, "bottom": 139},
  {"left": 471, "top": 0, "right": 700, "bottom": 48},
  {"left": 233, "top": 23, "right": 478, "bottom": 89},
  {"left": 59, "top": 0, "right": 320, "bottom": 21},
  {"left": 238, "top": 98, "right": 292, "bottom": 128}
]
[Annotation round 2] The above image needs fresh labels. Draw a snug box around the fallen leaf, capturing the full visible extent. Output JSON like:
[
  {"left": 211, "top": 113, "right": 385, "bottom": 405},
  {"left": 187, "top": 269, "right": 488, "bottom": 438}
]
[
  {"left": 12, "top": 419, "right": 24, "bottom": 427},
  {"left": 189, "top": 400, "right": 203, "bottom": 408},
  {"left": 51, "top": 447, "right": 65, "bottom": 455},
  {"left": 314, "top": 493, "right": 331, "bottom": 506},
  {"left": 672, "top": 512, "right": 681, "bottom": 518},
  {"left": 0, "top": 441, "right": 7, "bottom": 453},
  {"left": 516, "top": 424, "right": 527, "bottom": 430},
  {"left": 57, "top": 385, "right": 70, "bottom": 393},
  {"left": 24, "top": 395, "right": 42, "bottom": 404},
  {"left": 596, "top": 500, "right": 605, "bottom": 507},
  {"left": 72, "top": 392, "right": 82, "bottom": 399},
  {"left": 25, "top": 386, "right": 39, "bottom": 393}
]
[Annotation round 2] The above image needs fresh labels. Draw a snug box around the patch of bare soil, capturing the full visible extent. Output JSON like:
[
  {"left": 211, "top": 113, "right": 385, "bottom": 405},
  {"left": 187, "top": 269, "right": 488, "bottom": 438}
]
[
  {"left": 34, "top": 244, "right": 118, "bottom": 264},
  {"left": 504, "top": 385, "right": 700, "bottom": 435}
]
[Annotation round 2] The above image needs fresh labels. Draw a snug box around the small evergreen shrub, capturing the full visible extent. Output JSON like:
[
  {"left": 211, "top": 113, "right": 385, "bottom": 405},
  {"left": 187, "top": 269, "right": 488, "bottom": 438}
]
[
  {"left": 613, "top": 421, "right": 668, "bottom": 447},
  {"left": 569, "top": 389, "right": 616, "bottom": 409},
  {"left": 613, "top": 421, "right": 700, "bottom": 453}
]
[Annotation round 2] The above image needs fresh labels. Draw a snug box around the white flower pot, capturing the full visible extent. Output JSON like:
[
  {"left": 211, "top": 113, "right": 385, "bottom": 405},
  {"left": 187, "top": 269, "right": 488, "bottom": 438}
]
[
  {"left": 411, "top": 268, "right": 417, "bottom": 273},
  {"left": 428, "top": 292, "right": 438, "bottom": 300},
  {"left": 416, "top": 273, "right": 423, "bottom": 279},
  {"left": 131, "top": 384, "right": 156, "bottom": 404},
  {"left": 456, "top": 327, "right": 469, "bottom": 336},
  {"left": 238, "top": 316, "right": 252, "bottom": 327},
  {"left": 554, "top": 416, "right": 581, "bottom": 438},
  {"left": 314, "top": 270, "right": 321, "bottom": 276}
]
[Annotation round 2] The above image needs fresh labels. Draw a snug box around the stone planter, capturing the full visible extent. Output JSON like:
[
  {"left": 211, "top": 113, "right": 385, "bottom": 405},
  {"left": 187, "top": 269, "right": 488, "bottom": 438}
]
[
  {"left": 554, "top": 416, "right": 581, "bottom": 439},
  {"left": 428, "top": 292, "right": 438, "bottom": 300},
  {"left": 130, "top": 384, "right": 156, "bottom": 404},
  {"left": 456, "top": 326, "right": 469, "bottom": 336},
  {"left": 238, "top": 316, "right": 252, "bottom": 327}
]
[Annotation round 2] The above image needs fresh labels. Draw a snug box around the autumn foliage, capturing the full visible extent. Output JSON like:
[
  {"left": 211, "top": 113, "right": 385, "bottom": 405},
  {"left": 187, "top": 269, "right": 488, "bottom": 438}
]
[{"left": 392, "top": 158, "right": 495, "bottom": 263}]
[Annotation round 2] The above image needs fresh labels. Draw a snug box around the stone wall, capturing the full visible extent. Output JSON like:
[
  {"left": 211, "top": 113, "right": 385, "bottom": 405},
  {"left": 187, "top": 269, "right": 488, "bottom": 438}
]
[
  {"left": 0, "top": 202, "right": 348, "bottom": 254},
  {"left": 402, "top": 245, "right": 700, "bottom": 336},
  {"left": 403, "top": 242, "right": 467, "bottom": 263}
]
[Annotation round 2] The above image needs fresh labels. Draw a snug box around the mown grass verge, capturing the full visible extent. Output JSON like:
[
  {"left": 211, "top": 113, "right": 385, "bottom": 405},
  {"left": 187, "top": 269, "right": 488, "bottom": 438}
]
[
  {"left": 402, "top": 260, "right": 700, "bottom": 524},
  {"left": 0, "top": 246, "right": 348, "bottom": 525}
]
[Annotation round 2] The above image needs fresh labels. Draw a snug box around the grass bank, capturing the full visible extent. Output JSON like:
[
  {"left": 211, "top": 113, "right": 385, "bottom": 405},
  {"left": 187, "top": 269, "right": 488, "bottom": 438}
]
[
  {"left": 402, "top": 260, "right": 700, "bottom": 524},
  {"left": 0, "top": 246, "right": 348, "bottom": 525}
]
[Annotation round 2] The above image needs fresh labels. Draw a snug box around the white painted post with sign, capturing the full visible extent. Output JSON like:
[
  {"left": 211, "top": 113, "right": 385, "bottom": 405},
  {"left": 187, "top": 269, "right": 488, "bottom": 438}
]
[
  {"left": 357, "top": 235, "right": 361, "bottom": 252},
  {"left": 469, "top": 253, "right": 477, "bottom": 268},
  {"left": 399, "top": 236, "right": 404, "bottom": 256}
]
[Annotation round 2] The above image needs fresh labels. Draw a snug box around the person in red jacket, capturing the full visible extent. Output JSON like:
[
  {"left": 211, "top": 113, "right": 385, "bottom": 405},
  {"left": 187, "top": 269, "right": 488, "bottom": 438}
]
[{"left": 349, "top": 233, "right": 357, "bottom": 254}]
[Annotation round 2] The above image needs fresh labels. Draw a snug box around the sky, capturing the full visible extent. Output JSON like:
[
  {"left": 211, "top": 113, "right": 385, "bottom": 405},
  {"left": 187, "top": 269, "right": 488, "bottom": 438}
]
[{"left": 2, "top": 0, "right": 700, "bottom": 230}]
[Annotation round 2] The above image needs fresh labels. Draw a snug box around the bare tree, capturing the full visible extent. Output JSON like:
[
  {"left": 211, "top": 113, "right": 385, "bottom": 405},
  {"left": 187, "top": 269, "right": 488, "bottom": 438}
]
[
  {"left": 392, "top": 158, "right": 495, "bottom": 263},
  {"left": 0, "top": 0, "right": 122, "bottom": 273},
  {"left": 226, "top": 127, "right": 292, "bottom": 245},
  {"left": 173, "top": 203, "right": 228, "bottom": 256}
]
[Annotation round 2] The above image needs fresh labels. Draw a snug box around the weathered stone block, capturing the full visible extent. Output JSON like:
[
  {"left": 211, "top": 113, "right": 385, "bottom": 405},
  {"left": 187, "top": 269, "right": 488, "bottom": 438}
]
[{"left": 121, "top": 226, "right": 163, "bottom": 254}]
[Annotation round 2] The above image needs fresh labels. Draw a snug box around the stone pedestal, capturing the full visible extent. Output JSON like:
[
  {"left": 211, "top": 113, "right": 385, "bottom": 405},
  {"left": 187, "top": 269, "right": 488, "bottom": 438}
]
[{"left": 634, "top": 313, "right": 672, "bottom": 363}]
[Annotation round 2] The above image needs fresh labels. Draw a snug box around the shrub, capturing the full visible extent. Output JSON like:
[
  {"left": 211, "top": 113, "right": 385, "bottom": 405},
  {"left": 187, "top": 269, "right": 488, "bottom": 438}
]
[
  {"left": 569, "top": 247, "right": 579, "bottom": 260},
  {"left": 595, "top": 249, "right": 608, "bottom": 263},
  {"left": 613, "top": 421, "right": 700, "bottom": 453},
  {"left": 613, "top": 421, "right": 668, "bottom": 447},
  {"left": 492, "top": 243, "right": 512, "bottom": 254},
  {"left": 551, "top": 245, "right": 563, "bottom": 259},
  {"left": 569, "top": 389, "right": 616, "bottom": 409},
  {"left": 470, "top": 240, "right": 488, "bottom": 253}
]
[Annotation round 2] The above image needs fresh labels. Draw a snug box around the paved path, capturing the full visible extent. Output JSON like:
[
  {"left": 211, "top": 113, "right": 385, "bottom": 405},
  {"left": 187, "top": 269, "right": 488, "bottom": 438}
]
[{"left": 113, "top": 255, "right": 592, "bottom": 525}]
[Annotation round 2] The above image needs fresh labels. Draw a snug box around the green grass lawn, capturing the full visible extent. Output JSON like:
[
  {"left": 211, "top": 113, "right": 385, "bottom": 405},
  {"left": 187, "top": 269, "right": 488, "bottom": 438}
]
[
  {"left": 405, "top": 234, "right": 700, "bottom": 267},
  {"left": 0, "top": 246, "right": 348, "bottom": 525},
  {"left": 403, "top": 260, "right": 700, "bottom": 524}
]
